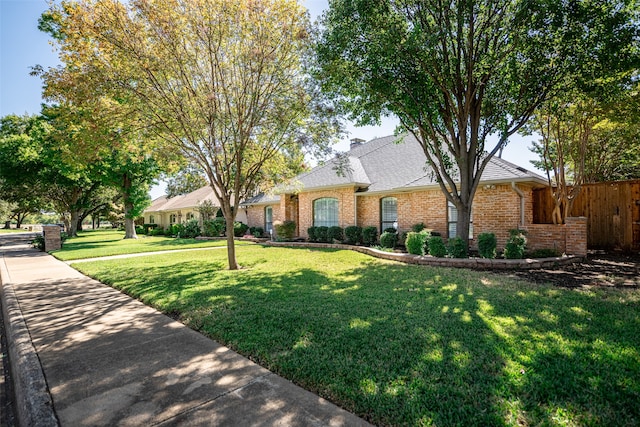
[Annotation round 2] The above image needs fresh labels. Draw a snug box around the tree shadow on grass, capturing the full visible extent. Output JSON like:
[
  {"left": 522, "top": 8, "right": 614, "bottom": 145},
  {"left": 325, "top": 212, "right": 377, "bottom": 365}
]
[{"left": 80, "top": 248, "right": 640, "bottom": 426}]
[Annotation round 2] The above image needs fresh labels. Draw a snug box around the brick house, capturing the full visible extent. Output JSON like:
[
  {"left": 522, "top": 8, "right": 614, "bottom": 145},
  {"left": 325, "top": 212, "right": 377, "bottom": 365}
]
[
  {"left": 143, "top": 185, "right": 247, "bottom": 230},
  {"left": 241, "top": 134, "right": 587, "bottom": 254}
]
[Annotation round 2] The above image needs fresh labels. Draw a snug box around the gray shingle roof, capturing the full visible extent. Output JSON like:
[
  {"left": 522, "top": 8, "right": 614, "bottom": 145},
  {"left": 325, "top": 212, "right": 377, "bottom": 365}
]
[
  {"left": 145, "top": 185, "right": 219, "bottom": 213},
  {"left": 280, "top": 133, "right": 546, "bottom": 195}
]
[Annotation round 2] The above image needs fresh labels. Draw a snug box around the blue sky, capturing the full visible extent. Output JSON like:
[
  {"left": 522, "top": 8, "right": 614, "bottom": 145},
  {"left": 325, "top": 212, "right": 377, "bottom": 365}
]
[{"left": 0, "top": 0, "right": 540, "bottom": 198}]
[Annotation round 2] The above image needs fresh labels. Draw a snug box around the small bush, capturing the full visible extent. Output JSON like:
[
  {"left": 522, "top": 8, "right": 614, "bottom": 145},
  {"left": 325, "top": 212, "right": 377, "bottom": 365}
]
[
  {"left": 478, "top": 232, "right": 497, "bottom": 259},
  {"left": 362, "top": 226, "right": 378, "bottom": 246},
  {"left": 143, "top": 223, "right": 158, "bottom": 234},
  {"left": 504, "top": 229, "right": 527, "bottom": 259},
  {"left": 379, "top": 231, "right": 398, "bottom": 249},
  {"left": 528, "top": 248, "right": 559, "bottom": 258},
  {"left": 411, "top": 222, "right": 426, "bottom": 232},
  {"left": 182, "top": 219, "right": 201, "bottom": 239},
  {"left": 328, "top": 226, "right": 344, "bottom": 243},
  {"left": 249, "top": 226, "right": 264, "bottom": 238},
  {"left": 274, "top": 220, "right": 296, "bottom": 240},
  {"left": 344, "top": 225, "right": 362, "bottom": 245},
  {"left": 383, "top": 227, "right": 397, "bottom": 234},
  {"left": 315, "top": 226, "right": 329, "bottom": 243},
  {"left": 135, "top": 225, "right": 145, "bottom": 235},
  {"left": 149, "top": 227, "right": 165, "bottom": 236},
  {"left": 307, "top": 226, "right": 318, "bottom": 242},
  {"left": 169, "top": 223, "right": 185, "bottom": 237},
  {"left": 233, "top": 221, "right": 249, "bottom": 237},
  {"left": 202, "top": 219, "right": 225, "bottom": 237},
  {"left": 405, "top": 230, "right": 430, "bottom": 255},
  {"left": 447, "top": 236, "right": 468, "bottom": 258},
  {"left": 428, "top": 236, "right": 447, "bottom": 257},
  {"left": 31, "top": 234, "right": 45, "bottom": 250}
]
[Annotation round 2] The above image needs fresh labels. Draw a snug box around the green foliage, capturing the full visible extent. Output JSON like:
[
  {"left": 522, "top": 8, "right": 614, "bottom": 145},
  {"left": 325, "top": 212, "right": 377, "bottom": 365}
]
[
  {"left": 135, "top": 225, "right": 145, "bottom": 235},
  {"left": 307, "top": 226, "right": 318, "bottom": 242},
  {"left": 405, "top": 230, "right": 430, "bottom": 256},
  {"left": 249, "top": 226, "right": 264, "bottom": 238},
  {"left": 428, "top": 236, "right": 447, "bottom": 258},
  {"left": 528, "top": 248, "right": 560, "bottom": 258},
  {"left": 478, "top": 233, "right": 497, "bottom": 259},
  {"left": 275, "top": 220, "right": 296, "bottom": 241},
  {"left": 165, "top": 163, "right": 207, "bottom": 198},
  {"left": 168, "top": 223, "right": 185, "bottom": 237},
  {"left": 379, "top": 231, "right": 397, "bottom": 249},
  {"left": 203, "top": 218, "right": 225, "bottom": 237},
  {"left": 182, "top": 219, "right": 202, "bottom": 239},
  {"left": 504, "top": 229, "right": 528, "bottom": 259},
  {"left": 233, "top": 222, "right": 249, "bottom": 237},
  {"left": 315, "top": 226, "right": 329, "bottom": 243},
  {"left": 328, "top": 226, "right": 343, "bottom": 243},
  {"left": 149, "top": 227, "right": 165, "bottom": 236},
  {"left": 411, "top": 222, "right": 426, "bottom": 232},
  {"left": 383, "top": 227, "right": 397, "bottom": 234},
  {"left": 344, "top": 225, "right": 362, "bottom": 245},
  {"left": 31, "top": 234, "right": 45, "bottom": 251},
  {"left": 447, "top": 237, "right": 468, "bottom": 258},
  {"left": 362, "top": 226, "right": 378, "bottom": 247}
]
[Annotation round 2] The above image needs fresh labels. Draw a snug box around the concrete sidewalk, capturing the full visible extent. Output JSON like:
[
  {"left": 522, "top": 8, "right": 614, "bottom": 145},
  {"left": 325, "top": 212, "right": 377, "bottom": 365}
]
[{"left": 0, "top": 235, "right": 371, "bottom": 426}]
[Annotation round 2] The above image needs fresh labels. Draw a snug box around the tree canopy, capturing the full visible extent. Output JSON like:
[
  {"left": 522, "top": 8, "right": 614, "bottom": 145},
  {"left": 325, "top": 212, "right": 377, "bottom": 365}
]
[
  {"left": 316, "top": 0, "right": 639, "bottom": 248},
  {"left": 41, "top": 0, "right": 341, "bottom": 268}
]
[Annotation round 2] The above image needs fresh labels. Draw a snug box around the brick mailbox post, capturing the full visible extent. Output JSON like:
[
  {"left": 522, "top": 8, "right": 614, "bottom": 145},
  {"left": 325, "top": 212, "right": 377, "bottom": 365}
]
[{"left": 42, "top": 225, "right": 62, "bottom": 252}]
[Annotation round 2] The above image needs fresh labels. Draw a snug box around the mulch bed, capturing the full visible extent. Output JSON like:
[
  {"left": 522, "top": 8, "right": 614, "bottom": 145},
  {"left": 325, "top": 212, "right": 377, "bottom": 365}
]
[{"left": 498, "top": 251, "right": 640, "bottom": 289}]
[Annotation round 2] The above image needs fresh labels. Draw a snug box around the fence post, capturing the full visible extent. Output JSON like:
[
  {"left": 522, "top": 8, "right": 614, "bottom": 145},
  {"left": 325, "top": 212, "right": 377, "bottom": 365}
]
[{"left": 42, "top": 225, "right": 62, "bottom": 252}]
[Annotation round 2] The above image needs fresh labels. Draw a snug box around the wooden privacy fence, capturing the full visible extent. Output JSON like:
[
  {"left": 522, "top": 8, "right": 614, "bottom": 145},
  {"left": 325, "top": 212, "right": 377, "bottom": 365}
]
[{"left": 533, "top": 179, "right": 640, "bottom": 251}]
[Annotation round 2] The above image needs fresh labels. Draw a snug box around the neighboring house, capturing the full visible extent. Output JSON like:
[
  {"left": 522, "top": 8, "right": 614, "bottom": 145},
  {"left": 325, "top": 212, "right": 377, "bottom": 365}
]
[
  {"left": 143, "top": 185, "right": 247, "bottom": 229},
  {"left": 242, "top": 134, "right": 585, "bottom": 252}
]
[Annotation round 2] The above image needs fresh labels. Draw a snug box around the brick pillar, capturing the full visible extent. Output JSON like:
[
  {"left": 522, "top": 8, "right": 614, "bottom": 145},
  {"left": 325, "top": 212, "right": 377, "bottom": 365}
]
[
  {"left": 42, "top": 225, "right": 62, "bottom": 252},
  {"left": 565, "top": 217, "right": 587, "bottom": 256}
]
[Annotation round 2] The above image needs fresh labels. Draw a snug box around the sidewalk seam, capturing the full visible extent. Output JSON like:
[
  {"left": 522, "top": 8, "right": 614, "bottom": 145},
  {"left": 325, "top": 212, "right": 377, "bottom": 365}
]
[{"left": 0, "top": 252, "right": 59, "bottom": 427}]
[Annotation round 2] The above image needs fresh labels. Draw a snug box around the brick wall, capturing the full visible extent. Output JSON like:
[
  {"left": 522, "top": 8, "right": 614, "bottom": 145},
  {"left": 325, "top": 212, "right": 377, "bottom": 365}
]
[
  {"left": 565, "top": 217, "right": 588, "bottom": 256},
  {"left": 297, "top": 187, "right": 357, "bottom": 238},
  {"left": 245, "top": 204, "right": 281, "bottom": 230},
  {"left": 523, "top": 217, "right": 587, "bottom": 256}
]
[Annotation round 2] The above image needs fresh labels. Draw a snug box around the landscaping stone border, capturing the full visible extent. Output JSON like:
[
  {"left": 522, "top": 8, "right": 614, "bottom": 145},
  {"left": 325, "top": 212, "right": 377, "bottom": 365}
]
[{"left": 263, "top": 241, "right": 583, "bottom": 270}]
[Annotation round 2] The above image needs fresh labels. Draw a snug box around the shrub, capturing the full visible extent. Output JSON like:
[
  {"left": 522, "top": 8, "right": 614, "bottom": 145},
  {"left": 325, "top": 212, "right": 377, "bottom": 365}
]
[
  {"left": 428, "top": 236, "right": 447, "bottom": 257},
  {"left": 31, "top": 234, "right": 45, "bottom": 250},
  {"left": 202, "top": 219, "right": 225, "bottom": 237},
  {"left": 143, "top": 223, "right": 158, "bottom": 234},
  {"left": 405, "top": 230, "right": 431, "bottom": 256},
  {"left": 149, "top": 227, "right": 165, "bottom": 236},
  {"left": 383, "top": 227, "right": 397, "bottom": 234},
  {"left": 135, "top": 225, "right": 145, "bottom": 235},
  {"left": 249, "top": 226, "right": 264, "bottom": 238},
  {"left": 328, "top": 226, "right": 344, "bottom": 243},
  {"left": 379, "top": 231, "right": 398, "bottom": 249},
  {"left": 447, "top": 236, "right": 467, "bottom": 258},
  {"left": 169, "top": 223, "right": 185, "bottom": 237},
  {"left": 362, "top": 226, "right": 378, "bottom": 247},
  {"left": 307, "top": 226, "right": 318, "bottom": 242},
  {"left": 233, "top": 221, "right": 249, "bottom": 237},
  {"left": 274, "top": 220, "right": 296, "bottom": 240},
  {"left": 504, "top": 229, "right": 527, "bottom": 259},
  {"left": 411, "top": 222, "right": 426, "bottom": 232},
  {"left": 315, "top": 226, "right": 329, "bottom": 243},
  {"left": 528, "top": 248, "right": 559, "bottom": 258},
  {"left": 478, "top": 232, "right": 497, "bottom": 259},
  {"left": 182, "top": 219, "right": 201, "bottom": 239},
  {"left": 344, "top": 225, "right": 362, "bottom": 245}
]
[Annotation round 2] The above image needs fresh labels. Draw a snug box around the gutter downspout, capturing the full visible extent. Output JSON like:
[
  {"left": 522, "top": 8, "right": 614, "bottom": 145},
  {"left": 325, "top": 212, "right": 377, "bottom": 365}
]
[
  {"left": 511, "top": 182, "right": 525, "bottom": 227},
  {"left": 354, "top": 191, "right": 358, "bottom": 227}
]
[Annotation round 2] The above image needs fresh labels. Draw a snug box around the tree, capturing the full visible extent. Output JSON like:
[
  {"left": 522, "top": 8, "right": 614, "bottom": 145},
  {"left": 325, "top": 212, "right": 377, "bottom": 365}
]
[
  {"left": 165, "top": 164, "right": 208, "bottom": 198},
  {"left": 316, "top": 0, "right": 639, "bottom": 247},
  {"left": 42, "top": 0, "right": 339, "bottom": 269},
  {"left": 529, "top": 83, "right": 640, "bottom": 223}
]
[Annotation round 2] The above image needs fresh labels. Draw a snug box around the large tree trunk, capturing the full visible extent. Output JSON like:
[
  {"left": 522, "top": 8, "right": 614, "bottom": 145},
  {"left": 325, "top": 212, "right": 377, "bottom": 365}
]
[
  {"left": 454, "top": 202, "right": 471, "bottom": 256},
  {"left": 68, "top": 210, "right": 80, "bottom": 237},
  {"left": 123, "top": 173, "right": 138, "bottom": 239}
]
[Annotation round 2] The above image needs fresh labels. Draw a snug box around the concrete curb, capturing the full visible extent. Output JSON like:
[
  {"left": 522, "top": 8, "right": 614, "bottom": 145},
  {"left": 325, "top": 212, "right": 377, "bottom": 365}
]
[{"left": 0, "top": 253, "right": 59, "bottom": 427}]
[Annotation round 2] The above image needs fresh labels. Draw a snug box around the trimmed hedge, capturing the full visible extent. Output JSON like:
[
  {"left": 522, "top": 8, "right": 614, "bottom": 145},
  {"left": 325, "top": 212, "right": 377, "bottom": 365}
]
[
  {"left": 344, "top": 226, "right": 362, "bottom": 245},
  {"left": 428, "top": 236, "right": 447, "bottom": 257},
  {"left": 362, "top": 226, "right": 378, "bottom": 247},
  {"left": 380, "top": 231, "right": 398, "bottom": 249},
  {"left": 328, "top": 226, "right": 344, "bottom": 243},
  {"left": 478, "top": 232, "right": 497, "bottom": 259}
]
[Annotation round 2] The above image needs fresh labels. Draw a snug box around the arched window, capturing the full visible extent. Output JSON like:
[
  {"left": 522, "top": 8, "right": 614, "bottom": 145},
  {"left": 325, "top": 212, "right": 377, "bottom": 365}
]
[
  {"left": 380, "top": 197, "right": 397, "bottom": 231},
  {"left": 264, "top": 206, "right": 273, "bottom": 233},
  {"left": 169, "top": 214, "right": 177, "bottom": 224},
  {"left": 187, "top": 212, "right": 195, "bottom": 220},
  {"left": 149, "top": 215, "right": 155, "bottom": 224},
  {"left": 313, "top": 198, "right": 338, "bottom": 227}
]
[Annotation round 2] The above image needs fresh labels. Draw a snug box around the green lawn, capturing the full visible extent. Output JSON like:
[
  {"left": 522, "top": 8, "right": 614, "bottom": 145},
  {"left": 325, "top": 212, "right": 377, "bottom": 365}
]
[
  {"left": 52, "top": 230, "right": 251, "bottom": 260},
  {"left": 73, "top": 243, "right": 640, "bottom": 427}
]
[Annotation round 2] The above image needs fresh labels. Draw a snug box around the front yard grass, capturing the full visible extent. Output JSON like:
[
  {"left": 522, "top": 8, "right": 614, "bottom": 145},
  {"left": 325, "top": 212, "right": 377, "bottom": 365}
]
[
  {"left": 52, "top": 230, "right": 250, "bottom": 261},
  {"left": 74, "top": 244, "right": 640, "bottom": 426}
]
